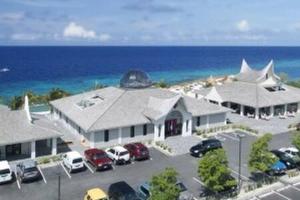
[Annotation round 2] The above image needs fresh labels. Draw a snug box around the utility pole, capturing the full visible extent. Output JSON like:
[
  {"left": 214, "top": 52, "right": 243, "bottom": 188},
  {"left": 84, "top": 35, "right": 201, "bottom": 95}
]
[{"left": 238, "top": 133, "right": 245, "bottom": 190}]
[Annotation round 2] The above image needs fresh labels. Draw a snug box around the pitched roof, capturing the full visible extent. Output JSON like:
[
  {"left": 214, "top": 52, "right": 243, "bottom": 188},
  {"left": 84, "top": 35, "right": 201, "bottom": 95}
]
[
  {"left": 236, "top": 59, "right": 280, "bottom": 83},
  {"left": 0, "top": 105, "right": 62, "bottom": 146},
  {"left": 195, "top": 82, "right": 300, "bottom": 108},
  {"left": 51, "top": 87, "right": 229, "bottom": 132}
]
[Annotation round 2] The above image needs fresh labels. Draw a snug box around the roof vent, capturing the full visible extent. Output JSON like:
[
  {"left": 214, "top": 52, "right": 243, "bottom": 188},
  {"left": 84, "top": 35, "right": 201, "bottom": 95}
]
[{"left": 120, "top": 70, "right": 152, "bottom": 89}]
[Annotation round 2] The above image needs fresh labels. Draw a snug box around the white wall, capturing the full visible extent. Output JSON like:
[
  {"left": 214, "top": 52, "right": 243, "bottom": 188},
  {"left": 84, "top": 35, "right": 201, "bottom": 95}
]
[
  {"left": 92, "top": 124, "right": 154, "bottom": 148},
  {"left": 192, "top": 112, "right": 227, "bottom": 131}
]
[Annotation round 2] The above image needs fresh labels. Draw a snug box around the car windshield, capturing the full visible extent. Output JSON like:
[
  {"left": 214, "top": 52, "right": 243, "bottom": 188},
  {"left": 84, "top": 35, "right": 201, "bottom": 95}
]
[
  {"left": 98, "top": 198, "right": 108, "bottom": 200},
  {"left": 138, "top": 147, "right": 148, "bottom": 152},
  {"left": 176, "top": 182, "right": 187, "bottom": 192},
  {"left": 95, "top": 153, "right": 107, "bottom": 159},
  {"left": 140, "top": 186, "right": 150, "bottom": 197},
  {"left": 124, "top": 193, "right": 139, "bottom": 200},
  {"left": 119, "top": 151, "right": 129, "bottom": 156},
  {"left": 0, "top": 169, "right": 10, "bottom": 175},
  {"left": 73, "top": 158, "right": 83, "bottom": 164},
  {"left": 24, "top": 167, "right": 38, "bottom": 173}
]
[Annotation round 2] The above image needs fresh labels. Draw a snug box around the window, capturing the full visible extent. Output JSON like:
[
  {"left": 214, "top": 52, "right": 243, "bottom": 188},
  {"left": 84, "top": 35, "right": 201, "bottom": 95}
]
[
  {"left": 158, "top": 125, "right": 161, "bottom": 137},
  {"left": 186, "top": 120, "right": 189, "bottom": 132},
  {"left": 104, "top": 130, "right": 109, "bottom": 142},
  {"left": 143, "top": 124, "right": 147, "bottom": 136},
  {"left": 197, "top": 117, "right": 201, "bottom": 126},
  {"left": 130, "top": 126, "right": 135, "bottom": 138}
]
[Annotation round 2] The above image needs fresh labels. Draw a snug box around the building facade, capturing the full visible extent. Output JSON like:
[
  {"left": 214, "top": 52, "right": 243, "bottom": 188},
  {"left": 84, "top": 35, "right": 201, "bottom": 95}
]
[{"left": 50, "top": 71, "right": 229, "bottom": 148}]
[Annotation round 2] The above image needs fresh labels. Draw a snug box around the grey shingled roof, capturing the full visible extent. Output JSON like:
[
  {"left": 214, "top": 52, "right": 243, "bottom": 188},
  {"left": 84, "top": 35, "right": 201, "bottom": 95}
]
[
  {"left": 50, "top": 87, "right": 229, "bottom": 132},
  {"left": 194, "top": 82, "right": 300, "bottom": 108},
  {"left": 0, "top": 105, "right": 62, "bottom": 146}
]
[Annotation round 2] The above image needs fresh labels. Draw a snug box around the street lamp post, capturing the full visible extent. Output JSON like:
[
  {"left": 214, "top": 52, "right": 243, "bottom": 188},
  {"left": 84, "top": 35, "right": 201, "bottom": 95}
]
[
  {"left": 56, "top": 162, "right": 61, "bottom": 200},
  {"left": 237, "top": 133, "right": 245, "bottom": 190}
]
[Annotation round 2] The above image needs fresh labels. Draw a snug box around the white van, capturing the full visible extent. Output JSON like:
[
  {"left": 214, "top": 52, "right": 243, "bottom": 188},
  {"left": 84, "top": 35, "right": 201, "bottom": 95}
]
[
  {"left": 62, "top": 151, "right": 85, "bottom": 172},
  {"left": 0, "top": 161, "right": 13, "bottom": 183}
]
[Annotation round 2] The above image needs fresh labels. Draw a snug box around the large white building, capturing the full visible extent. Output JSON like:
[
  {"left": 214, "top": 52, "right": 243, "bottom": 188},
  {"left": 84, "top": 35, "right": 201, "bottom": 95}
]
[
  {"left": 50, "top": 71, "right": 229, "bottom": 148},
  {"left": 194, "top": 60, "right": 300, "bottom": 119}
]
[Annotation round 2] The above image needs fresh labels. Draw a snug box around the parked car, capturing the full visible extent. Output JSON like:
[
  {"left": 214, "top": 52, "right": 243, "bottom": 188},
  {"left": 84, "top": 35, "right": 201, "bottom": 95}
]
[
  {"left": 271, "top": 150, "right": 297, "bottom": 169},
  {"left": 189, "top": 139, "right": 222, "bottom": 157},
  {"left": 267, "top": 160, "right": 287, "bottom": 176},
  {"left": 84, "top": 188, "right": 108, "bottom": 200},
  {"left": 16, "top": 159, "right": 40, "bottom": 182},
  {"left": 108, "top": 181, "right": 140, "bottom": 200},
  {"left": 84, "top": 148, "right": 113, "bottom": 171},
  {"left": 62, "top": 151, "right": 85, "bottom": 172},
  {"left": 137, "top": 181, "right": 194, "bottom": 200},
  {"left": 279, "top": 147, "right": 299, "bottom": 158},
  {"left": 124, "top": 143, "right": 150, "bottom": 161},
  {"left": 106, "top": 146, "right": 130, "bottom": 165},
  {"left": 0, "top": 161, "right": 13, "bottom": 184}
]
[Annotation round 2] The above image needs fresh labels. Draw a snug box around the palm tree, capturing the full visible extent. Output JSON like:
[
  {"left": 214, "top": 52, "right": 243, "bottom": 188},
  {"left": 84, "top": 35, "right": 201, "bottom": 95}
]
[
  {"left": 47, "top": 88, "right": 70, "bottom": 101},
  {"left": 9, "top": 96, "right": 24, "bottom": 110}
]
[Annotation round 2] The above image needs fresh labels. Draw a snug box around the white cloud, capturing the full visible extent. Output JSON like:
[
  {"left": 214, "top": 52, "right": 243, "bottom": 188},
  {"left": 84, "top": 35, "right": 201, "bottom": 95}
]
[
  {"left": 11, "top": 33, "right": 41, "bottom": 41},
  {"left": 236, "top": 19, "right": 250, "bottom": 32},
  {"left": 63, "top": 22, "right": 96, "bottom": 39},
  {"left": 98, "top": 33, "right": 111, "bottom": 41}
]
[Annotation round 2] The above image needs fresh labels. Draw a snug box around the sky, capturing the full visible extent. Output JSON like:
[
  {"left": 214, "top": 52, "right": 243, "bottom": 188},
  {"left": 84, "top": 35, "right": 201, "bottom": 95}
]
[{"left": 1, "top": 0, "right": 300, "bottom": 46}]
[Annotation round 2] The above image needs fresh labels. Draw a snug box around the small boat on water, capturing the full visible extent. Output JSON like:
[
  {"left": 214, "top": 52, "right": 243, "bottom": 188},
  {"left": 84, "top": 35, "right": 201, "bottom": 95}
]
[{"left": 0, "top": 68, "right": 10, "bottom": 72}]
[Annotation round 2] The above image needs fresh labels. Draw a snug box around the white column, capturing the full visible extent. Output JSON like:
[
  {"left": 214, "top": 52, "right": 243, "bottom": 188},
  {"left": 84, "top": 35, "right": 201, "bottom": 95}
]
[
  {"left": 218, "top": 102, "right": 222, "bottom": 106},
  {"left": 297, "top": 102, "right": 300, "bottom": 113},
  {"left": 240, "top": 105, "right": 244, "bottom": 116},
  {"left": 206, "top": 115, "right": 210, "bottom": 129},
  {"left": 188, "top": 119, "right": 192, "bottom": 136},
  {"left": 154, "top": 124, "right": 159, "bottom": 141},
  {"left": 284, "top": 104, "right": 288, "bottom": 116},
  {"left": 51, "top": 138, "right": 57, "bottom": 155},
  {"left": 89, "top": 132, "right": 95, "bottom": 148},
  {"left": 31, "top": 141, "right": 36, "bottom": 159},
  {"left": 270, "top": 106, "right": 274, "bottom": 117},
  {"left": 227, "top": 102, "right": 231, "bottom": 108},
  {"left": 255, "top": 108, "right": 259, "bottom": 120},
  {"left": 118, "top": 128, "right": 122, "bottom": 144},
  {"left": 161, "top": 123, "right": 165, "bottom": 140},
  {"left": 154, "top": 123, "right": 164, "bottom": 141}
]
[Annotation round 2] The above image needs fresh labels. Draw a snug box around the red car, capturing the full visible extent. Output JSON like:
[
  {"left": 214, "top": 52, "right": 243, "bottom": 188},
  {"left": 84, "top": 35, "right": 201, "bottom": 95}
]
[
  {"left": 124, "top": 143, "right": 150, "bottom": 161},
  {"left": 84, "top": 148, "right": 113, "bottom": 171}
]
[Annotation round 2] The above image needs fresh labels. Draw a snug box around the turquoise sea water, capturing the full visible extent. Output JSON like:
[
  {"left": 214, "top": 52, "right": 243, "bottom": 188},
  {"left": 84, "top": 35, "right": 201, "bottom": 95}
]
[{"left": 0, "top": 46, "right": 300, "bottom": 101}]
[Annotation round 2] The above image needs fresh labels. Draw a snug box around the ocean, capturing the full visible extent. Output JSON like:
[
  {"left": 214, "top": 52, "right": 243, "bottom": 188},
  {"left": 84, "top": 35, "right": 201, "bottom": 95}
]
[{"left": 1, "top": 46, "right": 300, "bottom": 101}]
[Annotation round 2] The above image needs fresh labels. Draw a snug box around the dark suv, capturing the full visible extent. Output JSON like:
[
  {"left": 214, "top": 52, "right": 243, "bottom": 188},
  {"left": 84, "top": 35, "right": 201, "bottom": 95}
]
[
  {"left": 108, "top": 181, "right": 141, "bottom": 200},
  {"left": 190, "top": 139, "right": 222, "bottom": 157},
  {"left": 16, "top": 159, "right": 41, "bottom": 182},
  {"left": 124, "top": 143, "right": 150, "bottom": 161}
]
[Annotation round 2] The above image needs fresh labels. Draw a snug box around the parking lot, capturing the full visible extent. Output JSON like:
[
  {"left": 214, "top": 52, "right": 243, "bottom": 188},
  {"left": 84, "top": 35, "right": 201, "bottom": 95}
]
[{"left": 0, "top": 131, "right": 297, "bottom": 200}]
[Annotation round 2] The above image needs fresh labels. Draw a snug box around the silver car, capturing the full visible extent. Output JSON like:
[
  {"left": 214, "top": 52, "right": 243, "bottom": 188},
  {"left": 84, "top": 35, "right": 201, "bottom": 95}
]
[{"left": 16, "top": 159, "right": 40, "bottom": 182}]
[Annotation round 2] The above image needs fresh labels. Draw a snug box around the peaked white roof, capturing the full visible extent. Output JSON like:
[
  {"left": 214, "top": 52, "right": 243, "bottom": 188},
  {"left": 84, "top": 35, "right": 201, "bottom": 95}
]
[
  {"left": 236, "top": 59, "right": 280, "bottom": 83},
  {"left": 205, "top": 87, "right": 223, "bottom": 103}
]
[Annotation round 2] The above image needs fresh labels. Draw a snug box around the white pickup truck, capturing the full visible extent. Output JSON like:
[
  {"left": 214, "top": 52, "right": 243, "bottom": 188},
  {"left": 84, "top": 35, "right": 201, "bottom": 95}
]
[{"left": 105, "top": 146, "right": 130, "bottom": 165}]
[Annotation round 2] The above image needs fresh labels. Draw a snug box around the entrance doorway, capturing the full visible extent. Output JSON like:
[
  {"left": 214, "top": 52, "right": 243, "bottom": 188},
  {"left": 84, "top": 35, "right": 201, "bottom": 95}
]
[{"left": 165, "top": 110, "right": 183, "bottom": 138}]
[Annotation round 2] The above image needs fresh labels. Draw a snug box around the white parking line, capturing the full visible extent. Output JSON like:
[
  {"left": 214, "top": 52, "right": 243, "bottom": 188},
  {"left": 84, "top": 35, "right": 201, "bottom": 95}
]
[
  {"left": 259, "top": 191, "right": 275, "bottom": 198},
  {"left": 37, "top": 166, "right": 47, "bottom": 184},
  {"left": 14, "top": 171, "right": 21, "bottom": 190},
  {"left": 218, "top": 133, "right": 239, "bottom": 141},
  {"left": 83, "top": 161, "right": 94, "bottom": 173},
  {"left": 282, "top": 184, "right": 300, "bottom": 192},
  {"left": 192, "top": 177, "right": 205, "bottom": 186},
  {"left": 229, "top": 168, "right": 250, "bottom": 180},
  {"left": 60, "top": 162, "right": 71, "bottom": 179},
  {"left": 273, "top": 190, "right": 291, "bottom": 200}
]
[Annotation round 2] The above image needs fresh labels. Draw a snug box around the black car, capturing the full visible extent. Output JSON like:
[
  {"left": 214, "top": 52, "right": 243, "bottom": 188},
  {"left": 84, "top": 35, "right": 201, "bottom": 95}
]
[
  {"left": 16, "top": 159, "right": 41, "bottom": 182},
  {"left": 271, "top": 150, "right": 297, "bottom": 169},
  {"left": 108, "top": 181, "right": 141, "bottom": 200},
  {"left": 190, "top": 139, "right": 222, "bottom": 157}
]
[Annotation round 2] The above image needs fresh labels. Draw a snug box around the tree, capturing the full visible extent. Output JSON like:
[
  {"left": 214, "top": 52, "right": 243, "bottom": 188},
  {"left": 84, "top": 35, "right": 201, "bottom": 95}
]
[
  {"left": 292, "top": 132, "right": 300, "bottom": 151},
  {"left": 278, "top": 72, "right": 289, "bottom": 83},
  {"left": 155, "top": 80, "right": 169, "bottom": 88},
  {"left": 47, "top": 88, "right": 70, "bottom": 101},
  {"left": 248, "top": 133, "right": 278, "bottom": 173},
  {"left": 149, "top": 167, "right": 180, "bottom": 200},
  {"left": 9, "top": 96, "right": 24, "bottom": 110},
  {"left": 198, "top": 149, "right": 237, "bottom": 193}
]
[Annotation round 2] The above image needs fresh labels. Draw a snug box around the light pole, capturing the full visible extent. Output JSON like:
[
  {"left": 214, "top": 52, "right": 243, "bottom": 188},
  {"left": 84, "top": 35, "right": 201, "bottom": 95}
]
[
  {"left": 237, "top": 133, "right": 245, "bottom": 190},
  {"left": 56, "top": 162, "right": 61, "bottom": 200}
]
